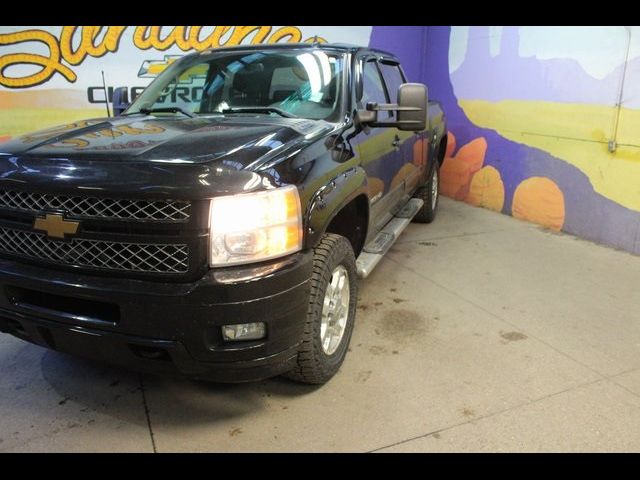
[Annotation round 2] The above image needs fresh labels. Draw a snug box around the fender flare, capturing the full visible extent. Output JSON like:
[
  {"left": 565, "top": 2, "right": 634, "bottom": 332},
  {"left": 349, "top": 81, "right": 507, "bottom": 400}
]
[{"left": 304, "top": 166, "right": 369, "bottom": 249}]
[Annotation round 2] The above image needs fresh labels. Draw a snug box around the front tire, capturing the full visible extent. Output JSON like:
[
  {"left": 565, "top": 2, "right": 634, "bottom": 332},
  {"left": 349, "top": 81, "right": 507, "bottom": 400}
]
[
  {"left": 412, "top": 162, "right": 440, "bottom": 224},
  {"left": 284, "top": 233, "right": 357, "bottom": 384}
]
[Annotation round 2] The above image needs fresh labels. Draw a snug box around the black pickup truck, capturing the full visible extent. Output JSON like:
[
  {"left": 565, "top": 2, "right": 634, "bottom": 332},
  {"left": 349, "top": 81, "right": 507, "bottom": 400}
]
[{"left": 0, "top": 43, "right": 446, "bottom": 384}]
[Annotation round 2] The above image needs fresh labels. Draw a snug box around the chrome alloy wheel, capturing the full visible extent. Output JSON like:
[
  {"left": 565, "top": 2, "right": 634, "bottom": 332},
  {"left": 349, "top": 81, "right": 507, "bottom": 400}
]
[{"left": 320, "top": 265, "right": 350, "bottom": 355}]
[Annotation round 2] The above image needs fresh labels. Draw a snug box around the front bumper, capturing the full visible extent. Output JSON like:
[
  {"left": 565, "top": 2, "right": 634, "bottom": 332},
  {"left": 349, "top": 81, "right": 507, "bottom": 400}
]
[{"left": 0, "top": 252, "right": 312, "bottom": 382}]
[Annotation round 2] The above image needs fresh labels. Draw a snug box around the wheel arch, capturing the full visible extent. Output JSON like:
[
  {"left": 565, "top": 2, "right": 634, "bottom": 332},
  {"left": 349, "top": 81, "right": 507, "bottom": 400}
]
[
  {"left": 437, "top": 134, "right": 447, "bottom": 165},
  {"left": 323, "top": 194, "right": 369, "bottom": 257},
  {"left": 305, "top": 167, "right": 370, "bottom": 257}
]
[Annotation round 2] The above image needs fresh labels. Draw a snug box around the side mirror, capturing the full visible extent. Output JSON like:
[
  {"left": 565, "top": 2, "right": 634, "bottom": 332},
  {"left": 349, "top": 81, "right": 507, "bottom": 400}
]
[
  {"left": 396, "top": 83, "right": 427, "bottom": 131},
  {"left": 356, "top": 83, "right": 428, "bottom": 132},
  {"left": 112, "top": 87, "right": 130, "bottom": 116}
]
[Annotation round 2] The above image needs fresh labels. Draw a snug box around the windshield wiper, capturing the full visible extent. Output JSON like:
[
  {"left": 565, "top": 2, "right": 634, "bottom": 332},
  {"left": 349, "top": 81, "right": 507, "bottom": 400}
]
[
  {"left": 222, "top": 107, "right": 298, "bottom": 119},
  {"left": 138, "top": 107, "right": 196, "bottom": 118}
]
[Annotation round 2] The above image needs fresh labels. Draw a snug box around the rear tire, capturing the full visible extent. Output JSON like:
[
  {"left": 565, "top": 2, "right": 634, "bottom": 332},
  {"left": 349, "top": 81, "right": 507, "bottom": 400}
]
[
  {"left": 412, "top": 162, "right": 440, "bottom": 224},
  {"left": 284, "top": 233, "right": 357, "bottom": 384}
]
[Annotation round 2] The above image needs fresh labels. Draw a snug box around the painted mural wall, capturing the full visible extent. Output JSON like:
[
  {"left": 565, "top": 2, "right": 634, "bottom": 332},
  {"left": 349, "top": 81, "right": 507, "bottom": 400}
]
[
  {"left": 423, "top": 26, "right": 640, "bottom": 255},
  {"left": 1, "top": 26, "right": 639, "bottom": 255}
]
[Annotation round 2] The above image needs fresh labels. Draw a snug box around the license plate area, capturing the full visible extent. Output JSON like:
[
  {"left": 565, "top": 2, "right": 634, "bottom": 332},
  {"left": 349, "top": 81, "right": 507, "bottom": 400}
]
[{"left": 5, "top": 285, "right": 120, "bottom": 326}]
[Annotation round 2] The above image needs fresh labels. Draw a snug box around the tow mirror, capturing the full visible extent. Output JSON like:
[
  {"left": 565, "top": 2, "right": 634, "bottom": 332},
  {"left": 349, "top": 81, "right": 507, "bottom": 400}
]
[
  {"left": 112, "top": 87, "right": 130, "bottom": 116},
  {"left": 357, "top": 83, "right": 428, "bottom": 131}
]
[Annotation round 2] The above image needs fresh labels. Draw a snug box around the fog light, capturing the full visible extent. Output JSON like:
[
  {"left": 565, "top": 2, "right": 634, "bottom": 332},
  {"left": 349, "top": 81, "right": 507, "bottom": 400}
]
[{"left": 221, "top": 322, "right": 266, "bottom": 341}]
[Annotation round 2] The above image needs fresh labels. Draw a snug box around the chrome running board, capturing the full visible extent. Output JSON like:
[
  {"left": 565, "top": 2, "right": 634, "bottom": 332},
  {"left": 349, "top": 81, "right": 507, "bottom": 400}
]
[{"left": 356, "top": 198, "right": 423, "bottom": 278}]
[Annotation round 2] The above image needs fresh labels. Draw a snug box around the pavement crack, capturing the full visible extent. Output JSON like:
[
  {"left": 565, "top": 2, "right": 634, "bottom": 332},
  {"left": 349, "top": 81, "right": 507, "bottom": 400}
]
[
  {"left": 367, "top": 376, "right": 607, "bottom": 452},
  {"left": 608, "top": 379, "right": 640, "bottom": 401},
  {"left": 139, "top": 374, "right": 157, "bottom": 453},
  {"left": 394, "top": 229, "right": 511, "bottom": 246},
  {"left": 605, "top": 369, "right": 640, "bottom": 401}
]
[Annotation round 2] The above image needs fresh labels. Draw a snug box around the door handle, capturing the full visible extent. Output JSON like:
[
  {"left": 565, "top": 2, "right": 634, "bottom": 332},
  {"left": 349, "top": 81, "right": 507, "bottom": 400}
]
[{"left": 392, "top": 135, "right": 400, "bottom": 148}]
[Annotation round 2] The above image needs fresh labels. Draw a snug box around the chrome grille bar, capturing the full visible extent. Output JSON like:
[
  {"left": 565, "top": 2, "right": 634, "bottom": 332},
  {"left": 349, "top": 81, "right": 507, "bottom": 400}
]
[
  {"left": 0, "top": 227, "right": 189, "bottom": 274},
  {"left": 0, "top": 189, "right": 190, "bottom": 222}
]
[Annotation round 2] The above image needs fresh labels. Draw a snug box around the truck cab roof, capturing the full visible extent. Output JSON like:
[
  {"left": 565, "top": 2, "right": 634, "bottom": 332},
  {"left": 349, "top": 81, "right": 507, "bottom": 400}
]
[{"left": 197, "top": 42, "right": 401, "bottom": 63}]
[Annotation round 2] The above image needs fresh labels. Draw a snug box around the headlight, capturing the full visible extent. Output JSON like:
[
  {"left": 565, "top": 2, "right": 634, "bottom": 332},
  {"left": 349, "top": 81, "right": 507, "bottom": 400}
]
[{"left": 208, "top": 185, "right": 303, "bottom": 267}]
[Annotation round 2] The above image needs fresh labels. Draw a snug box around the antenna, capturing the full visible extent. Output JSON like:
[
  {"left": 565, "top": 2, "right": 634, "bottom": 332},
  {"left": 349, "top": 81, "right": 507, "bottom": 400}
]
[{"left": 101, "top": 71, "right": 112, "bottom": 118}]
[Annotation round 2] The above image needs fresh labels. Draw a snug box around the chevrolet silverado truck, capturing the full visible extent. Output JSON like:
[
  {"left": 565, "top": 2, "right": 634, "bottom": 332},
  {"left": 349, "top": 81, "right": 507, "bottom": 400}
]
[{"left": 0, "top": 43, "right": 447, "bottom": 384}]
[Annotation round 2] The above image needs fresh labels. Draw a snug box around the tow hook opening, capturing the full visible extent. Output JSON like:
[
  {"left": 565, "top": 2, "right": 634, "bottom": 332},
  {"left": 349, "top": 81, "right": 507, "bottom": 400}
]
[{"left": 129, "top": 344, "right": 171, "bottom": 362}]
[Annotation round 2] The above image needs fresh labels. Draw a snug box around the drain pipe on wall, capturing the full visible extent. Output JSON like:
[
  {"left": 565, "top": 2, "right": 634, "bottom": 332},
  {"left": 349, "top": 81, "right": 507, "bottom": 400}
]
[{"left": 609, "top": 26, "right": 632, "bottom": 153}]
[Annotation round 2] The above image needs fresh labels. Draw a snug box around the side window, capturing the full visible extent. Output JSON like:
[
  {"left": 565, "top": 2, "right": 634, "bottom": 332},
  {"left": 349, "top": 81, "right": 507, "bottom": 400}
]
[
  {"left": 361, "top": 60, "right": 388, "bottom": 106},
  {"left": 379, "top": 63, "right": 405, "bottom": 104},
  {"left": 360, "top": 60, "right": 391, "bottom": 118}
]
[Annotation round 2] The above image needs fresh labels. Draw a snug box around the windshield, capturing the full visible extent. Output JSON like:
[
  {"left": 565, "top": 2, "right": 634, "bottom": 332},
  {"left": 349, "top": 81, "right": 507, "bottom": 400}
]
[{"left": 126, "top": 50, "right": 345, "bottom": 121}]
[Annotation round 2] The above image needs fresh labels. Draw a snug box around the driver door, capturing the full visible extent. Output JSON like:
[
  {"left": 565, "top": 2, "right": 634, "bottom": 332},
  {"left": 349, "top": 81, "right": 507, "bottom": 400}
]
[{"left": 352, "top": 57, "right": 406, "bottom": 235}]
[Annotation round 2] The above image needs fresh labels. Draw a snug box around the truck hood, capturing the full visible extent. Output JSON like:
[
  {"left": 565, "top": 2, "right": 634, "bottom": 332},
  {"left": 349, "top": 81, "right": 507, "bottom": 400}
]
[
  {"left": 0, "top": 115, "right": 334, "bottom": 199},
  {"left": 0, "top": 114, "right": 333, "bottom": 168}
]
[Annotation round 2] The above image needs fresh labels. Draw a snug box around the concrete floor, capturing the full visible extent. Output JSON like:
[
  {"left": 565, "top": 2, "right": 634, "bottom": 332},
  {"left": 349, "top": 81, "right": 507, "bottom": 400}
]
[{"left": 2, "top": 197, "right": 640, "bottom": 452}]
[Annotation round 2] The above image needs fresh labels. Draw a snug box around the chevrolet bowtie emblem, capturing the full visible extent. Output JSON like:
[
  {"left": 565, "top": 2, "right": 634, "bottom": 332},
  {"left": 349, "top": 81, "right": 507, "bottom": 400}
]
[{"left": 33, "top": 213, "right": 80, "bottom": 240}]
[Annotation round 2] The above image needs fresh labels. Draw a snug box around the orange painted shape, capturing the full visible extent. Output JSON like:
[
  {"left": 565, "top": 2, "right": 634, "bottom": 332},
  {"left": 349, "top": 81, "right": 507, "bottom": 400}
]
[
  {"left": 439, "top": 135, "right": 488, "bottom": 201},
  {"left": 512, "top": 177, "right": 565, "bottom": 232},
  {"left": 412, "top": 138, "right": 426, "bottom": 168},
  {"left": 440, "top": 156, "right": 473, "bottom": 200},
  {"left": 466, "top": 166, "right": 505, "bottom": 212},
  {"left": 0, "top": 135, "right": 10, "bottom": 144},
  {"left": 445, "top": 131, "right": 456, "bottom": 158},
  {"left": 391, "top": 163, "right": 418, "bottom": 191},
  {"left": 368, "top": 177, "right": 385, "bottom": 200},
  {"left": 454, "top": 137, "right": 487, "bottom": 175}
]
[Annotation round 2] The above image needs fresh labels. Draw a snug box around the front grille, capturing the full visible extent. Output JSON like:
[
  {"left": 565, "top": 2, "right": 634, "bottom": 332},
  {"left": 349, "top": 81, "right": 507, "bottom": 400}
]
[
  {"left": 0, "top": 227, "right": 189, "bottom": 274},
  {"left": 0, "top": 189, "right": 190, "bottom": 222}
]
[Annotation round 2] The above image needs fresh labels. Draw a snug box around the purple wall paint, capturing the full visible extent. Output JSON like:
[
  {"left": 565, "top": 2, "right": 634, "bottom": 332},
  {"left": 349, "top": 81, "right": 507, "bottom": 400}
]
[
  {"left": 450, "top": 26, "right": 629, "bottom": 107},
  {"left": 369, "top": 26, "right": 427, "bottom": 83},
  {"left": 368, "top": 26, "right": 640, "bottom": 255}
]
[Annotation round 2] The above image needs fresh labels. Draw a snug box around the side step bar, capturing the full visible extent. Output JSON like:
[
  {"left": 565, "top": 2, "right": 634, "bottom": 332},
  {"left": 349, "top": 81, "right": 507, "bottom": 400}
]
[{"left": 356, "top": 198, "right": 424, "bottom": 278}]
